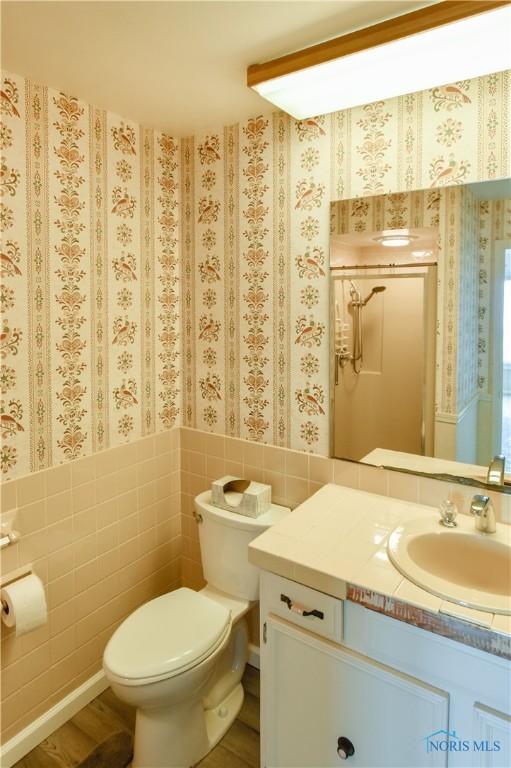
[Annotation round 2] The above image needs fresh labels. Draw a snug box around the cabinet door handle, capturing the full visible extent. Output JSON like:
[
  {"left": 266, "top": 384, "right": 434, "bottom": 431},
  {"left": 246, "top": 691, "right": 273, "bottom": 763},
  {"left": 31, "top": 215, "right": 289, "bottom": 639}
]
[
  {"left": 337, "top": 737, "right": 355, "bottom": 760},
  {"left": 280, "top": 593, "right": 324, "bottom": 620}
]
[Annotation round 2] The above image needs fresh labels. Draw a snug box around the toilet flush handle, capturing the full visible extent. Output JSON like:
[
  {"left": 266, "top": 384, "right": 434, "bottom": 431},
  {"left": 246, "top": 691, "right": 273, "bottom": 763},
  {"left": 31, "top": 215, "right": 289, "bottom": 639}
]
[{"left": 193, "top": 510, "right": 203, "bottom": 524}]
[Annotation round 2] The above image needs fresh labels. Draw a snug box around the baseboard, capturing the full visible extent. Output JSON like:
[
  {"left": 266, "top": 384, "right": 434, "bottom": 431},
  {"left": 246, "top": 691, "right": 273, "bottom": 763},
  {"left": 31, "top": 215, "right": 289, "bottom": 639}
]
[
  {"left": 0, "top": 670, "right": 108, "bottom": 768},
  {"left": 248, "top": 642, "right": 260, "bottom": 670}
]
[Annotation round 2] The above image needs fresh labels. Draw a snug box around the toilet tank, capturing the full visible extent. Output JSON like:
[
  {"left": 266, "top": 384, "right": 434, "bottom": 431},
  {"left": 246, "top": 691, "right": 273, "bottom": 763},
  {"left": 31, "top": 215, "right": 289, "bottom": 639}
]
[{"left": 194, "top": 491, "right": 290, "bottom": 600}]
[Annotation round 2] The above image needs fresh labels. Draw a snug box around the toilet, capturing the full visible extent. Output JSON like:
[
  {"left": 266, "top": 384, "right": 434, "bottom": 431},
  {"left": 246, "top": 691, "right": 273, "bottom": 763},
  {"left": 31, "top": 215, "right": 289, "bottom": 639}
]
[{"left": 103, "top": 489, "right": 289, "bottom": 768}]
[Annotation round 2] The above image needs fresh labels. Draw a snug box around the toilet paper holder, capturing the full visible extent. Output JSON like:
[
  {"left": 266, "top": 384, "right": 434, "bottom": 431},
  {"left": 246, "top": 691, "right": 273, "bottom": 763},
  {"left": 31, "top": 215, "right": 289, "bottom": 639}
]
[
  {"left": 0, "top": 529, "right": 20, "bottom": 550},
  {"left": 0, "top": 564, "right": 33, "bottom": 615},
  {"left": 0, "top": 508, "right": 20, "bottom": 550}
]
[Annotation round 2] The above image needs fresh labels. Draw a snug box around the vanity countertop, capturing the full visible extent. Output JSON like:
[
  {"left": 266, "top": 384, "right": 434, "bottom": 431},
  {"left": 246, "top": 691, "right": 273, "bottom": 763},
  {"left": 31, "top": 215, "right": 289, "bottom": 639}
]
[
  {"left": 248, "top": 484, "right": 511, "bottom": 659},
  {"left": 361, "top": 448, "right": 511, "bottom": 485}
]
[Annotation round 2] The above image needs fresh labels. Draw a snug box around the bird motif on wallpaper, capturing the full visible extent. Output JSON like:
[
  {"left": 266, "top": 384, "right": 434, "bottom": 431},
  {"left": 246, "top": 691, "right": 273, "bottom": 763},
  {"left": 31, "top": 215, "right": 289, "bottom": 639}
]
[
  {"left": 0, "top": 79, "right": 20, "bottom": 118},
  {"left": 111, "top": 123, "right": 137, "bottom": 155},
  {"left": 111, "top": 187, "right": 136, "bottom": 218},
  {"left": 431, "top": 84, "right": 471, "bottom": 111},
  {"left": 0, "top": 412, "right": 24, "bottom": 438},
  {"left": 429, "top": 155, "right": 470, "bottom": 187},
  {"left": 198, "top": 254, "right": 221, "bottom": 283},
  {"left": 295, "top": 383, "right": 325, "bottom": 416},
  {"left": 199, "top": 373, "right": 222, "bottom": 401},
  {"left": 295, "top": 246, "right": 325, "bottom": 280},
  {"left": 112, "top": 252, "right": 137, "bottom": 281},
  {"left": 198, "top": 135, "right": 221, "bottom": 165},
  {"left": 0, "top": 321, "right": 22, "bottom": 358},
  {"left": 112, "top": 317, "right": 136, "bottom": 346},
  {"left": 0, "top": 400, "right": 23, "bottom": 438},
  {"left": 296, "top": 117, "right": 326, "bottom": 141},
  {"left": 295, "top": 179, "right": 325, "bottom": 210},
  {"left": 1, "top": 241, "right": 22, "bottom": 277},
  {"left": 119, "top": 385, "right": 138, "bottom": 407},
  {"left": 426, "top": 190, "right": 441, "bottom": 209},
  {"left": 294, "top": 315, "right": 325, "bottom": 348},
  {"left": 433, "top": 159, "right": 457, "bottom": 182},
  {"left": 198, "top": 314, "right": 220, "bottom": 342},
  {"left": 113, "top": 379, "right": 138, "bottom": 409},
  {"left": 198, "top": 196, "right": 220, "bottom": 224}
]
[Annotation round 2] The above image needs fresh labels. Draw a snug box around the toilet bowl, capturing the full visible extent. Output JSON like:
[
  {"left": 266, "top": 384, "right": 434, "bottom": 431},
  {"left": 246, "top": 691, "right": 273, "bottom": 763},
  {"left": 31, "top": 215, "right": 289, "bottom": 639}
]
[
  {"left": 103, "top": 490, "right": 289, "bottom": 768},
  {"left": 104, "top": 588, "right": 236, "bottom": 767}
]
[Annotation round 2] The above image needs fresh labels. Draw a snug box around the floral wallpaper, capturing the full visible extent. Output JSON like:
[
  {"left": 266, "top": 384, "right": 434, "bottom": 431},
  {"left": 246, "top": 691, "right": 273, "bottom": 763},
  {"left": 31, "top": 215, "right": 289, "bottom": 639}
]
[
  {"left": 2, "top": 69, "right": 510, "bottom": 476},
  {"left": 1, "top": 73, "right": 180, "bottom": 480},
  {"left": 181, "top": 71, "right": 510, "bottom": 454}
]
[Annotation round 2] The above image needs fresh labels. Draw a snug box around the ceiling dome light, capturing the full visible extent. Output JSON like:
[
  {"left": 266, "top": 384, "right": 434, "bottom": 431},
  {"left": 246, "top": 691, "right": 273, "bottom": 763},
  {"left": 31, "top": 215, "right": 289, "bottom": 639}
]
[{"left": 373, "top": 235, "right": 417, "bottom": 248}]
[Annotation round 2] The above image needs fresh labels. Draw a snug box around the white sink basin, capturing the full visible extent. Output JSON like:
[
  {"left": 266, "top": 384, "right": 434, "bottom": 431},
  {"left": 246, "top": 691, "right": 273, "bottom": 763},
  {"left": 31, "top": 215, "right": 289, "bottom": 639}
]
[{"left": 388, "top": 515, "right": 511, "bottom": 615}]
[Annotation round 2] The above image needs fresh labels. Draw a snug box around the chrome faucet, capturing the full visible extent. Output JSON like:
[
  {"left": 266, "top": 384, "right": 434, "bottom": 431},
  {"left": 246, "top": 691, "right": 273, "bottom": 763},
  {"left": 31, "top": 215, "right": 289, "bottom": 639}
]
[
  {"left": 487, "top": 454, "right": 505, "bottom": 486},
  {"left": 470, "top": 495, "right": 496, "bottom": 534}
]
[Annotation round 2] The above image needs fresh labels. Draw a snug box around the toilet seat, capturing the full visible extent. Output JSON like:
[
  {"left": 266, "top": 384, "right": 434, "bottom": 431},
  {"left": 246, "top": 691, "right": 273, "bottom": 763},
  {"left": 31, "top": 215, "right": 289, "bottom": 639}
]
[{"left": 103, "top": 588, "right": 232, "bottom": 687}]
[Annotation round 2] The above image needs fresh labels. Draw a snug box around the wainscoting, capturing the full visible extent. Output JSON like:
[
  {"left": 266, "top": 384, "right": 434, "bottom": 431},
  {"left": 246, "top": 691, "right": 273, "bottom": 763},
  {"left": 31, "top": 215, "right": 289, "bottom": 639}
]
[{"left": 1, "top": 429, "right": 181, "bottom": 745}]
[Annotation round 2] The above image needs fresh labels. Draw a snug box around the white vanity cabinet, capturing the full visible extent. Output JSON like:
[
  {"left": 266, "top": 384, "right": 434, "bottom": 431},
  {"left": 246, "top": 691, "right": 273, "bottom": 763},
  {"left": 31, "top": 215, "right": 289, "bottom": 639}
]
[
  {"left": 260, "top": 573, "right": 511, "bottom": 768},
  {"left": 263, "top": 615, "right": 448, "bottom": 767}
]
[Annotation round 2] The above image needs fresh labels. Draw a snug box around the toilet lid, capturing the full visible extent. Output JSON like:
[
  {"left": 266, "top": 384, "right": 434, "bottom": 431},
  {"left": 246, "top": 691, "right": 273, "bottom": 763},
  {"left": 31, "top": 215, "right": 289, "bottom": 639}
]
[{"left": 103, "top": 588, "right": 231, "bottom": 683}]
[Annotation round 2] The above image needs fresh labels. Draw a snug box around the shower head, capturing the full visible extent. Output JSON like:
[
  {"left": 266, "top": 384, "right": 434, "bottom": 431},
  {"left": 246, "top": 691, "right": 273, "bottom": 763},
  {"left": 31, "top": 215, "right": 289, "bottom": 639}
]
[{"left": 362, "top": 285, "right": 386, "bottom": 305}]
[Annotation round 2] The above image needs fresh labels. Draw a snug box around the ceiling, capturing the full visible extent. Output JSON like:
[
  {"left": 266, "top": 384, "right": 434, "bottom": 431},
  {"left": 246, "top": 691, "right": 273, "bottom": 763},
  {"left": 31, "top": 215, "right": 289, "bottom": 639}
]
[{"left": 2, "top": 0, "right": 435, "bottom": 135}]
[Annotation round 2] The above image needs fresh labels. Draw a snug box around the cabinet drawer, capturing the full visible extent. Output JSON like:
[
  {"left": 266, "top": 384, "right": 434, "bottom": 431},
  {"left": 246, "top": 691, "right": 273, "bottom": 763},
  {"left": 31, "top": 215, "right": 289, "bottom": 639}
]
[{"left": 262, "top": 572, "right": 343, "bottom": 643}]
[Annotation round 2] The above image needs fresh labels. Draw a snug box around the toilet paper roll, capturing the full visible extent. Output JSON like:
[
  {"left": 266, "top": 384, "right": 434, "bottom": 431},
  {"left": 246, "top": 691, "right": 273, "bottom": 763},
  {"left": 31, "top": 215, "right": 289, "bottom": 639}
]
[{"left": 1, "top": 574, "right": 48, "bottom": 637}]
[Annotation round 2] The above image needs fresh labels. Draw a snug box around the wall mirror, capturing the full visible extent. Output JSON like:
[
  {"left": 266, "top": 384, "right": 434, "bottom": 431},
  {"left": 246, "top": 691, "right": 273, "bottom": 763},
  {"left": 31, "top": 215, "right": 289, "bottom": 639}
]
[{"left": 329, "top": 179, "right": 511, "bottom": 492}]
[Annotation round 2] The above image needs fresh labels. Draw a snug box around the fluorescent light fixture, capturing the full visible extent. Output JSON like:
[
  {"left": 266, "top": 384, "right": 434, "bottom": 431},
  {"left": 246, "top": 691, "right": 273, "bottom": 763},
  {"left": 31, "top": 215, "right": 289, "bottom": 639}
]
[
  {"left": 249, "top": 4, "right": 511, "bottom": 119},
  {"left": 374, "top": 235, "right": 416, "bottom": 248}
]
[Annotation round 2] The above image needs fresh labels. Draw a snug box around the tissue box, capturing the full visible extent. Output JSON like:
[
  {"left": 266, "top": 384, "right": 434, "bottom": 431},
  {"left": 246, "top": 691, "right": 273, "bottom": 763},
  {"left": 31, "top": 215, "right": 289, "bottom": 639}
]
[{"left": 211, "top": 476, "right": 272, "bottom": 518}]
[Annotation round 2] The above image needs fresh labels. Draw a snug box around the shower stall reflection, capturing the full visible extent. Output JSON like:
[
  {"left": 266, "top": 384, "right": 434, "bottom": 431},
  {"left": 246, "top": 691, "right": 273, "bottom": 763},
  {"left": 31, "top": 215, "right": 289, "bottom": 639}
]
[{"left": 333, "top": 270, "right": 437, "bottom": 462}]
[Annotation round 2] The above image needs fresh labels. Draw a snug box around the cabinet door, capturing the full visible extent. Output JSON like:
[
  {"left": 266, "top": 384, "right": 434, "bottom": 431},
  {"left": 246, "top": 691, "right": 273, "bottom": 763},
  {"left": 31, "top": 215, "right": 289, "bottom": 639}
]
[
  {"left": 472, "top": 705, "right": 511, "bottom": 767},
  {"left": 263, "top": 616, "right": 449, "bottom": 768}
]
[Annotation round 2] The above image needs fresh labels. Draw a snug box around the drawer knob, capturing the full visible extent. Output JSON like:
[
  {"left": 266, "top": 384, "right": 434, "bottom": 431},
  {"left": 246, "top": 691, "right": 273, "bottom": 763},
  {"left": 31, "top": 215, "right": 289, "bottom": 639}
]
[
  {"left": 337, "top": 737, "right": 355, "bottom": 760},
  {"left": 280, "top": 593, "right": 324, "bottom": 620}
]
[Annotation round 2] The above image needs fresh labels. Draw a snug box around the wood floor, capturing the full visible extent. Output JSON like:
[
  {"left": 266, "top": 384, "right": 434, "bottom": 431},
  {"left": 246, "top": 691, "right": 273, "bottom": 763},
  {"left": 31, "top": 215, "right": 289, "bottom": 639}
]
[{"left": 14, "top": 665, "right": 260, "bottom": 768}]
